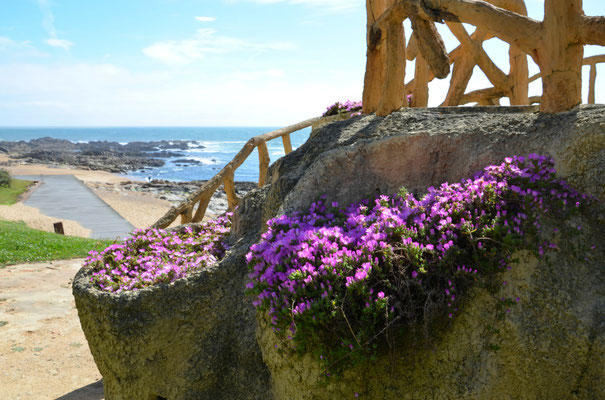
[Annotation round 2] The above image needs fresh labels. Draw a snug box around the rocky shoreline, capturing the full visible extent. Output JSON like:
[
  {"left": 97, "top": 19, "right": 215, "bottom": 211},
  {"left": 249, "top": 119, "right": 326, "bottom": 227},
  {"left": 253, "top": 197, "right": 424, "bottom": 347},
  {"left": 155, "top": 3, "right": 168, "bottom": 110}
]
[
  {"left": 0, "top": 137, "right": 258, "bottom": 219},
  {"left": 0, "top": 137, "right": 200, "bottom": 173}
]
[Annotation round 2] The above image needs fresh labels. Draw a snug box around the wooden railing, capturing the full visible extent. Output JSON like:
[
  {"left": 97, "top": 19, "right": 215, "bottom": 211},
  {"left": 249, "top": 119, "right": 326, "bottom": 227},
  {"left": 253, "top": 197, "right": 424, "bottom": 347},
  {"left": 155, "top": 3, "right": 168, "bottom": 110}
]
[
  {"left": 528, "top": 55, "right": 605, "bottom": 105},
  {"left": 363, "top": 0, "right": 605, "bottom": 115},
  {"left": 152, "top": 115, "right": 343, "bottom": 229}
]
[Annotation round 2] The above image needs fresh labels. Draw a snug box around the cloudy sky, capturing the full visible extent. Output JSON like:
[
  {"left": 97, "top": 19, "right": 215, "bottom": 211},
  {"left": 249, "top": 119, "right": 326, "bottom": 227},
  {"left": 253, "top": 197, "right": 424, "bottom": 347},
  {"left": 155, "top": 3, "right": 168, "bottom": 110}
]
[{"left": 0, "top": 0, "right": 604, "bottom": 126}]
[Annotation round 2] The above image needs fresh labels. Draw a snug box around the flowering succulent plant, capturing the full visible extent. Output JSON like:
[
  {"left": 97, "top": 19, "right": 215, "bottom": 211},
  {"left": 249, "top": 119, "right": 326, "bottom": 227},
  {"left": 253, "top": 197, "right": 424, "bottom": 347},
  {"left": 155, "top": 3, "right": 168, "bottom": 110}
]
[
  {"left": 86, "top": 213, "right": 232, "bottom": 293},
  {"left": 323, "top": 100, "right": 363, "bottom": 117},
  {"left": 246, "top": 155, "right": 592, "bottom": 375}
]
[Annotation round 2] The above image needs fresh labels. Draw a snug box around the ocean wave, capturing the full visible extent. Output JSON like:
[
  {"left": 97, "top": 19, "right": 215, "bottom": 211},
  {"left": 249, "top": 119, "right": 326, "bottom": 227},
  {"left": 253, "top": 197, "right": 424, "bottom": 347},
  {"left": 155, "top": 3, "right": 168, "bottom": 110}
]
[{"left": 182, "top": 156, "right": 220, "bottom": 165}]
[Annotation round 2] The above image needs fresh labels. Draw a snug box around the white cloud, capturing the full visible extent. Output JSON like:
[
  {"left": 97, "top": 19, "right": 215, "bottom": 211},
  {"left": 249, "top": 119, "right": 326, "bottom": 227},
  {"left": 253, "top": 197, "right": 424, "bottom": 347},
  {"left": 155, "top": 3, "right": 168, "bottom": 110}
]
[
  {"left": 195, "top": 16, "right": 216, "bottom": 22},
  {"left": 45, "top": 37, "right": 74, "bottom": 50},
  {"left": 142, "top": 27, "right": 295, "bottom": 65},
  {"left": 0, "top": 37, "right": 32, "bottom": 50},
  {"left": 235, "top": 0, "right": 360, "bottom": 11},
  {"left": 38, "top": 0, "right": 74, "bottom": 49},
  {"left": 0, "top": 62, "right": 363, "bottom": 126}
]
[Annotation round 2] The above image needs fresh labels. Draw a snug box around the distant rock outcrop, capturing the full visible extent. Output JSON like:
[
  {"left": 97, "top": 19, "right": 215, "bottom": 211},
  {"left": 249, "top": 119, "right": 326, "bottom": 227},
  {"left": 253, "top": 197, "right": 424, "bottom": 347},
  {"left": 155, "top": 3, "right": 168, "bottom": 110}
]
[
  {"left": 0, "top": 137, "right": 202, "bottom": 173},
  {"left": 74, "top": 105, "right": 605, "bottom": 399}
]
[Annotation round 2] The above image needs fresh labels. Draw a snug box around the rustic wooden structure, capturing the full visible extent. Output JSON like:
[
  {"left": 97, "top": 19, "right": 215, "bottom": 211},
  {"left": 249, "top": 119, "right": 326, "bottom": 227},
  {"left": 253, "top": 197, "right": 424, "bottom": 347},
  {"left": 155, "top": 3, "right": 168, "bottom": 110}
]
[
  {"left": 364, "top": 0, "right": 605, "bottom": 114},
  {"left": 152, "top": 115, "right": 344, "bottom": 229}
]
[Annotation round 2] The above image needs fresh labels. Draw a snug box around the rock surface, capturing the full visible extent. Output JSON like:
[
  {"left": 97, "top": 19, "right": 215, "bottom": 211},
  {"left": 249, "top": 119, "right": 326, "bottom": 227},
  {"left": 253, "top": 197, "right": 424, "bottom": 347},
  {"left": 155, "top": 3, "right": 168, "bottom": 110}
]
[{"left": 74, "top": 105, "right": 605, "bottom": 399}]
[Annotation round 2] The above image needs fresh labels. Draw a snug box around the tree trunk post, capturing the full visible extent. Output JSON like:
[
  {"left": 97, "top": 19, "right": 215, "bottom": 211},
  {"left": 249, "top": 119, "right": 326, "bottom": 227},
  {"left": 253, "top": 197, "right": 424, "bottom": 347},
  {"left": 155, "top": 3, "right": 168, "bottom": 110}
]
[
  {"left": 537, "top": 0, "right": 584, "bottom": 113},
  {"left": 377, "top": 18, "right": 406, "bottom": 116},
  {"left": 363, "top": 0, "right": 389, "bottom": 114}
]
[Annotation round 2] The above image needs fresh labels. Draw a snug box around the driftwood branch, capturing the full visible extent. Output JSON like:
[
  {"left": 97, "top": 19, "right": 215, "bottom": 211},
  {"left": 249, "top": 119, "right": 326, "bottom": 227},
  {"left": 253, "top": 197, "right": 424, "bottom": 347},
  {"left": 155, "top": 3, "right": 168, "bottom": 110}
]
[{"left": 424, "top": 0, "right": 541, "bottom": 54}]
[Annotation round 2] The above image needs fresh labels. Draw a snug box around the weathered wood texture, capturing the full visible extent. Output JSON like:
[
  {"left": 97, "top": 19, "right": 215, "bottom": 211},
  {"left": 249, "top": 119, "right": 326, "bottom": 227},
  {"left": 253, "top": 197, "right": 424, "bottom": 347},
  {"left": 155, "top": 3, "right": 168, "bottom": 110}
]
[{"left": 364, "top": 0, "right": 605, "bottom": 114}]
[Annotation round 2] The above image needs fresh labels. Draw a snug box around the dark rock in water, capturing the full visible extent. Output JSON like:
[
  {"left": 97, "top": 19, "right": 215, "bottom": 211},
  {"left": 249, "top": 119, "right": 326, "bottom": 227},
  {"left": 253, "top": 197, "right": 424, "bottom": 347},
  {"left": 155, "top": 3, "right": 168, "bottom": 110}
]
[
  {"left": 0, "top": 137, "right": 202, "bottom": 174},
  {"left": 173, "top": 158, "right": 202, "bottom": 165}
]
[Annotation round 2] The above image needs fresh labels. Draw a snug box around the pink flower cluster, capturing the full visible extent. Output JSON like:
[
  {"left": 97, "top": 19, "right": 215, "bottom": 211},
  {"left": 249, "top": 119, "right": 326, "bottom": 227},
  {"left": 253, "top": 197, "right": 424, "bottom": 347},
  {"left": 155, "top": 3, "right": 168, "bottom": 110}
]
[
  {"left": 322, "top": 100, "right": 363, "bottom": 117},
  {"left": 246, "top": 155, "right": 591, "bottom": 369},
  {"left": 86, "top": 214, "right": 232, "bottom": 293}
]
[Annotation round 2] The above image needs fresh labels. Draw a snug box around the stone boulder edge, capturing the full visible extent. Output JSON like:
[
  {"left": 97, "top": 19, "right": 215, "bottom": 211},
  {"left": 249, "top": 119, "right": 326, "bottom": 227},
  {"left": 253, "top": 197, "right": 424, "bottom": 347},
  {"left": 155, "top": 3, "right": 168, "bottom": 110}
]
[
  {"left": 263, "top": 106, "right": 605, "bottom": 220},
  {"left": 72, "top": 223, "right": 272, "bottom": 399}
]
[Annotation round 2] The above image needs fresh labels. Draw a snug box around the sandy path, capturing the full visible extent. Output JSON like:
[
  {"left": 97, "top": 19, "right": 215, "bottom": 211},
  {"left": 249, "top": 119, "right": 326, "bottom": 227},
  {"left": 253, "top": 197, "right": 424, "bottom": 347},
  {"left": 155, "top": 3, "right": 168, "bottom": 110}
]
[
  {"left": 1, "top": 158, "right": 175, "bottom": 233},
  {"left": 91, "top": 187, "right": 179, "bottom": 230},
  {"left": 0, "top": 259, "right": 104, "bottom": 400}
]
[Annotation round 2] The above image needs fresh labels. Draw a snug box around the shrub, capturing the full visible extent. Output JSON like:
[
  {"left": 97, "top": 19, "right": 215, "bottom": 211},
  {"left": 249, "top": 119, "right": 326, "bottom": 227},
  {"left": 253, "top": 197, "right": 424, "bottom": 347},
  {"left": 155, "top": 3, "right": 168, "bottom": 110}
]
[
  {"left": 0, "top": 168, "right": 11, "bottom": 188},
  {"left": 85, "top": 213, "right": 232, "bottom": 293},
  {"left": 246, "top": 155, "right": 592, "bottom": 375}
]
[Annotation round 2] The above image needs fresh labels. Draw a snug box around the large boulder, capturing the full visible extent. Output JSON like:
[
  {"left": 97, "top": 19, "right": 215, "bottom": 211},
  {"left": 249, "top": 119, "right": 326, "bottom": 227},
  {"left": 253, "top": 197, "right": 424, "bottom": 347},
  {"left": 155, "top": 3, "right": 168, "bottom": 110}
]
[
  {"left": 74, "top": 105, "right": 605, "bottom": 399},
  {"left": 72, "top": 216, "right": 272, "bottom": 400},
  {"left": 252, "top": 105, "right": 605, "bottom": 399}
]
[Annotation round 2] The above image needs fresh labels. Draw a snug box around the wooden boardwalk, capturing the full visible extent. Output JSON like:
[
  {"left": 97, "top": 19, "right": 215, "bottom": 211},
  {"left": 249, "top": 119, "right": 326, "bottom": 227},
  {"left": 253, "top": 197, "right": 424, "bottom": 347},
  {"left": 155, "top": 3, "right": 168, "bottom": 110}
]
[{"left": 17, "top": 174, "right": 134, "bottom": 240}]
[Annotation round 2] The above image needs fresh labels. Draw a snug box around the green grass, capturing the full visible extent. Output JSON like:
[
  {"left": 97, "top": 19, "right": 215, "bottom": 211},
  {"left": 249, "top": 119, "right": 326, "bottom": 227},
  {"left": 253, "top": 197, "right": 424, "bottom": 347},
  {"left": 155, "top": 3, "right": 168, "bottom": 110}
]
[
  {"left": 0, "top": 219, "right": 115, "bottom": 266},
  {"left": 0, "top": 179, "right": 34, "bottom": 205}
]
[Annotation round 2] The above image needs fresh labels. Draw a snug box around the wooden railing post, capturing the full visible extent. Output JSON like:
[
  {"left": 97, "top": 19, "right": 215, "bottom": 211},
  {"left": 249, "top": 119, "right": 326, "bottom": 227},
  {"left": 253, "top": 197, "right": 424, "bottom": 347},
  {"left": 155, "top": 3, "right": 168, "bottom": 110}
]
[
  {"left": 258, "top": 140, "right": 270, "bottom": 187},
  {"left": 588, "top": 63, "right": 597, "bottom": 104},
  {"left": 181, "top": 206, "right": 193, "bottom": 224},
  {"left": 223, "top": 170, "right": 239, "bottom": 211},
  {"left": 282, "top": 134, "right": 293, "bottom": 155},
  {"left": 191, "top": 194, "right": 213, "bottom": 223}
]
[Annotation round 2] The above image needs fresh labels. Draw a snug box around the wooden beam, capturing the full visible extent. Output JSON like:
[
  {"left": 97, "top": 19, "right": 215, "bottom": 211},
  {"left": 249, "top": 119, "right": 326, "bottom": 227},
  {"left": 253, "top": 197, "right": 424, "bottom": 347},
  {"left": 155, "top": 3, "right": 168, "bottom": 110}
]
[
  {"left": 257, "top": 140, "right": 270, "bottom": 187},
  {"left": 191, "top": 193, "right": 213, "bottom": 223},
  {"left": 377, "top": 19, "right": 406, "bottom": 116},
  {"left": 373, "top": 0, "right": 450, "bottom": 78},
  {"left": 424, "top": 0, "right": 541, "bottom": 55},
  {"left": 460, "top": 87, "right": 507, "bottom": 104},
  {"left": 447, "top": 22, "right": 509, "bottom": 91},
  {"left": 410, "top": 16, "right": 450, "bottom": 79},
  {"left": 441, "top": 50, "right": 476, "bottom": 106},
  {"left": 412, "top": 53, "right": 430, "bottom": 107},
  {"left": 180, "top": 206, "right": 193, "bottom": 224},
  {"left": 580, "top": 16, "right": 605, "bottom": 46},
  {"left": 282, "top": 134, "right": 293, "bottom": 154},
  {"left": 223, "top": 171, "right": 239, "bottom": 212},
  {"left": 588, "top": 64, "right": 597, "bottom": 105},
  {"left": 406, "top": 32, "right": 419, "bottom": 61},
  {"left": 363, "top": 0, "right": 389, "bottom": 114},
  {"left": 583, "top": 54, "right": 605, "bottom": 66}
]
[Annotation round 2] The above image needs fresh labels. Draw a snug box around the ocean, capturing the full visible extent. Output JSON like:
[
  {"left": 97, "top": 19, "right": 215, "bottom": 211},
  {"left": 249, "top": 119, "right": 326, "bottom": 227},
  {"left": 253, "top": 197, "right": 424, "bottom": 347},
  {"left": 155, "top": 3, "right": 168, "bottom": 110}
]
[{"left": 0, "top": 126, "right": 312, "bottom": 182}]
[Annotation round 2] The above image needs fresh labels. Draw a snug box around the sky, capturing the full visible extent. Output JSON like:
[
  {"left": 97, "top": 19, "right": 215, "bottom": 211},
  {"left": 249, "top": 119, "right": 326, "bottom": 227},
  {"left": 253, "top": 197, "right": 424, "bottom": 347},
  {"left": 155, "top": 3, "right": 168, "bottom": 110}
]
[{"left": 0, "top": 0, "right": 604, "bottom": 127}]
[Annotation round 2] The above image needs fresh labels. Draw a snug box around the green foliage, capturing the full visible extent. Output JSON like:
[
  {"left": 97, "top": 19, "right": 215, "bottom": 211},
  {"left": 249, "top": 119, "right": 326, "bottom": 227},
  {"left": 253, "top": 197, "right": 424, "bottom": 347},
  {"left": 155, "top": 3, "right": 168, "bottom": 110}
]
[
  {"left": 0, "top": 219, "right": 114, "bottom": 266},
  {"left": 0, "top": 178, "right": 33, "bottom": 205},
  {"left": 0, "top": 169, "right": 11, "bottom": 188}
]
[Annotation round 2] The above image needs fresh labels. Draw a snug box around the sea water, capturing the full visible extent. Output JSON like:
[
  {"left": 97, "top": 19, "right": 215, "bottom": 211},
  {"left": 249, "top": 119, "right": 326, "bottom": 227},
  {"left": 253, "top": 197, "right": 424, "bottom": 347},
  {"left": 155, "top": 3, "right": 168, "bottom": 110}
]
[{"left": 0, "top": 126, "right": 312, "bottom": 182}]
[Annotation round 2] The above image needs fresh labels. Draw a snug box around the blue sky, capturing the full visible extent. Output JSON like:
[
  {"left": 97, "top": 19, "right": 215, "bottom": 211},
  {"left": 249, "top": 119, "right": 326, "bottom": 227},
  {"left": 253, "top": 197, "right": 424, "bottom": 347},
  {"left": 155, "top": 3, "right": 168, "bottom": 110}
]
[{"left": 0, "top": 0, "right": 604, "bottom": 126}]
